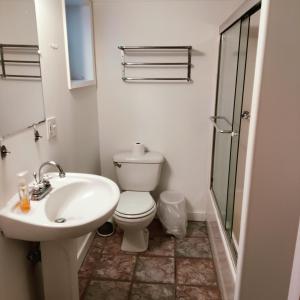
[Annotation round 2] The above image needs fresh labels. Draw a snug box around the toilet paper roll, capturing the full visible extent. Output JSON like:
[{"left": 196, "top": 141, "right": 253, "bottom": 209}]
[{"left": 132, "top": 142, "right": 145, "bottom": 156}]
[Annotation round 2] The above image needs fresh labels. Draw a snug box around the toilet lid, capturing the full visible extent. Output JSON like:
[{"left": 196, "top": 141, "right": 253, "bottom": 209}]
[{"left": 115, "top": 191, "right": 155, "bottom": 216}]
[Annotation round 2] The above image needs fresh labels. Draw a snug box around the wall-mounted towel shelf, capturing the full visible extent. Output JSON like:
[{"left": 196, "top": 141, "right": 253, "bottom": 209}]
[
  {"left": 0, "top": 44, "right": 41, "bottom": 79},
  {"left": 118, "top": 46, "right": 192, "bottom": 82}
]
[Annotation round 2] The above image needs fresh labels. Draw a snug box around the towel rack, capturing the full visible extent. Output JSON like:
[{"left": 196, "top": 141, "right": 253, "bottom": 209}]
[
  {"left": 118, "top": 46, "right": 192, "bottom": 82},
  {"left": 0, "top": 44, "right": 41, "bottom": 79}
]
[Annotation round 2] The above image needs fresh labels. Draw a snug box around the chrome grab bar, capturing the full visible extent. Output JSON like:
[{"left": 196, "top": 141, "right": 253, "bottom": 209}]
[{"left": 209, "top": 116, "right": 239, "bottom": 136}]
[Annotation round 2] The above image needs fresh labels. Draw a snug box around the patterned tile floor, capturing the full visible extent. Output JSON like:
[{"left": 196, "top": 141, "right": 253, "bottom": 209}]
[{"left": 78, "top": 220, "right": 221, "bottom": 300}]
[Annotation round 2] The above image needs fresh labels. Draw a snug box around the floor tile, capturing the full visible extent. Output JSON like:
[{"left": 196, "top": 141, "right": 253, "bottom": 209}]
[
  {"left": 87, "top": 243, "right": 104, "bottom": 259},
  {"left": 134, "top": 256, "right": 175, "bottom": 284},
  {"left": 145, "top": 236, "right": 175, "bottom": 257},
  {"left": 176, "top": 285, "right": 221, "bottom": 300},
  {"left": 91, "top": 235, "right": 106, "bottom": 250},
  {"left": 186, "top": 222, "right": 208, "bottom": 238},
  {"left": 79, "top": 221, "right": 221, "bottom": 299},
  {"left": 176, "top": 258, "right": 217, "bottom": 286},
  {"left": 83, "top": 280, "right": 131, "bottom": 300},
  {"left": 148, "top": 219, "right": 167, "bottom": 237},
  {"left": 102, "top": 232, "right": 123, "bottom": 255},
  {"left": 94, "top": 254, "right": 136, "bottom": 281},
  {"left": 79, "top": 278, "right": 89, "bottom": 297},
  {"left": 175, "top": 237, "right": 212, "bottom": 258},
  {"left": 79, "top": 247, "right": 102, "bottom": 279},
  {"left": 130, "top": 283, "right": 175, "bottom": 300}
]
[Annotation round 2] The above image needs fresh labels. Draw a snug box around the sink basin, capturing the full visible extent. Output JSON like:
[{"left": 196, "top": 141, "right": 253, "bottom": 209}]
[
  {"left": 0, "top": 172, "right": 120, "bottom": 300},
  {"left": 0, "top": 173, "right": 120, "bottom": 241}
]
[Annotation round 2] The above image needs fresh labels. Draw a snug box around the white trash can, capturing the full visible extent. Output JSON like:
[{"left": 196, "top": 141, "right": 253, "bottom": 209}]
[{"left": 158, "top": 190, "right": 187, "bottom": 239}]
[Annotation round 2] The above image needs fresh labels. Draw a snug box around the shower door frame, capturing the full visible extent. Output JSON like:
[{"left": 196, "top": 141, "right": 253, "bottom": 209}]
[{"left": 210, "top": 1, "right": 261, "bottom": 259}]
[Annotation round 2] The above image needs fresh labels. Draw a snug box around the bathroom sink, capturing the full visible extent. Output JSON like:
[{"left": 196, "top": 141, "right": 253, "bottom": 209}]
[{"left": 0, "top": 173, "right": 120, "bottom": 241}]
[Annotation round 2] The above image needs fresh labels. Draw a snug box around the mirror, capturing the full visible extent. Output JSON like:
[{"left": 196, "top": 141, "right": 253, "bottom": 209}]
[{"left": 0, "top": 0, "right": 45, "bottom": 137}]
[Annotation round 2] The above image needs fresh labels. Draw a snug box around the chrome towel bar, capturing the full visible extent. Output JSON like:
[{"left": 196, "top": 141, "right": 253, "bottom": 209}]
[
  {"left": 118, "top": 45, "right": 192, "bottom": 82},
  {"left": 118, "top": 46, "right": 192, "bottom": 50},
  {"left": 122, "top": 62, "right": 189, "bottom": 66},
  {"left": 0, "top": 43, "right": 41, "bottom": 79},
  {"left": 122, "top": 77, "right": 189, "bottom": 81}
]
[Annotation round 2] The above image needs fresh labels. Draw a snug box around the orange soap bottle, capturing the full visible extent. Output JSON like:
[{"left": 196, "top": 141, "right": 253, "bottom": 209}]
[{"left": 18, "top": 171, "right": 31, "bottom": 213}]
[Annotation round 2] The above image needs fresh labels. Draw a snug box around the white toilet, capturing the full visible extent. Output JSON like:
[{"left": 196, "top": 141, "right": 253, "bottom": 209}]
[{"left": 113, "top": 145, "right": 164, "bottom": 252}]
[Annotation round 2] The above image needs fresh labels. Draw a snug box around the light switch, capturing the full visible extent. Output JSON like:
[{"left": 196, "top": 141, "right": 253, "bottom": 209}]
[{"left": 46, "top": 117, "right": 57, "bottom": 140}]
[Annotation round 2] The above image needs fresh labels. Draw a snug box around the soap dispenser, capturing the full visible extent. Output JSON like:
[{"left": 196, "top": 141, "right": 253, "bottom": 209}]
[{"left": 18, "top": 171, "right": 31, "bottom": 213}]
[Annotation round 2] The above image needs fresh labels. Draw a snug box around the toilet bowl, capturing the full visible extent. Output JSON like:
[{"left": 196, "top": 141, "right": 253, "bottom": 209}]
[
  {"left": 112, "top": 143, "right": 164, "bottom": 252},
  {"left": 114, "top": 191, "right": 156, "bottom": 252}
]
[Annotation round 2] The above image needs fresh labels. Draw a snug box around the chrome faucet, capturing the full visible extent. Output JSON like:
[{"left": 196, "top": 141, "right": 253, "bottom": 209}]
[
  {"left": 38, "top": 160, "right": 65, "bottom": 182},
  {"left": 31, "top": 161, "right": 65, "bottom": 201}
]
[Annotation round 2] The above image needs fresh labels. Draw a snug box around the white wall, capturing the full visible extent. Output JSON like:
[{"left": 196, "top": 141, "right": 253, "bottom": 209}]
[
  {"left": 93, "top": 0, "right": 241, "bottom": 219},
  {"left": 235, "top": 0, "right": 300, "bottom": 299},
  {"left": 0, "top": 0, "right": 100, "bottom": 299}
]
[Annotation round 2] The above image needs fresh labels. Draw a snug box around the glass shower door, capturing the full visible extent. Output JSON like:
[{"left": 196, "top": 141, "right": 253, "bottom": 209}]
[
  {"left": 211, "top": 17, "right": 250, "bottom": 242},
  {"left": 225, "top": 18, "right": 249, "bottom": 236},
  {"left": 211, "top": 21, "right": 241, "bottom": 224}
]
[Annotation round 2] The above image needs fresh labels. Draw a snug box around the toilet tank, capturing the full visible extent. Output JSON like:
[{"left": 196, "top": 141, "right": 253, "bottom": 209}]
[{"left": 113, "top": 151, "right": 164, "bottom": 191}]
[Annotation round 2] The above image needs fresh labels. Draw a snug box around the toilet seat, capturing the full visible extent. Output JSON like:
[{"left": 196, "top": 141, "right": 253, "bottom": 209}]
[{"left": 114, "top": 191, "right": 156, "bottom": 219}]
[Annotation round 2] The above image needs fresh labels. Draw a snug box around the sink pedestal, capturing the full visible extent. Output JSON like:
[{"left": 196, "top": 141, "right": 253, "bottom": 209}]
[{"left": 41, "top": 239, "right": 79, "bottom": 300}]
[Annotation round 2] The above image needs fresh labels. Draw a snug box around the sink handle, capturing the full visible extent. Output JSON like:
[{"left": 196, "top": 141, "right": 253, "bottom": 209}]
[
  {"left": 113, "top": 161, "right": 122, "bottom": 168},
  {"left": 0, "top": 145, "right": 11, "bottom": 159},
  {"left": 33, "top": 172, "right": 39, "bottom": 184}
]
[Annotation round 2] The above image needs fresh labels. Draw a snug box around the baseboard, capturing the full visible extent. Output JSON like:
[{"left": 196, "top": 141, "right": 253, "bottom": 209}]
[
  {"left": 187, "top": 211, "right": 206, "bottom": 221},
  {"left": 77, "top": 231, "right": 95, "bottom": 270}
]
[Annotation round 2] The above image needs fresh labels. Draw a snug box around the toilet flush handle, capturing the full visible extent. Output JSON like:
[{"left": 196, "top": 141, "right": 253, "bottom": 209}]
[{"left": 113, "top": 161, "right": 122, "bottom": 168}]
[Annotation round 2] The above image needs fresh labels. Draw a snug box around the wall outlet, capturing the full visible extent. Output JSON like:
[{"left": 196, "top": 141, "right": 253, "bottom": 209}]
[{"left": 46, "top": 117, "right": 57, "bottom": 140}]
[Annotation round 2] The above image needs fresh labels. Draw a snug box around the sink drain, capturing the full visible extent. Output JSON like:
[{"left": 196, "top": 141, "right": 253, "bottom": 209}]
[{"left": 55, "top": 218, "right": 66, "bottom": 223}]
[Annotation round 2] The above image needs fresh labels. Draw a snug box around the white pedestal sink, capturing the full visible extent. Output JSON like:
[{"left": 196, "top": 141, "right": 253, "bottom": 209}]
[{"left": 0, "top": 173, "right": 120, "bottom": 300}]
